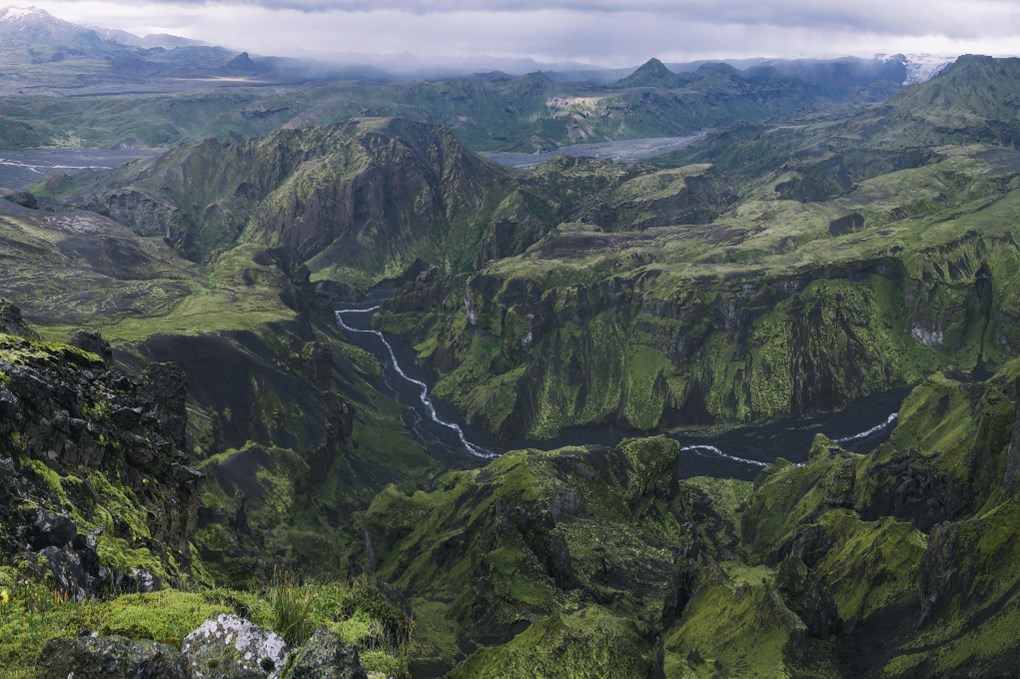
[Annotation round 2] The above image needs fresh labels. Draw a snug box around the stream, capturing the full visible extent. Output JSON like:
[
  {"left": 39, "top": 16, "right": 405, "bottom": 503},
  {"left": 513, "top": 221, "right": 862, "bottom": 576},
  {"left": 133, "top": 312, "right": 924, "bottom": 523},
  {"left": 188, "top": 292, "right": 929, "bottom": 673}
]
[{"left": 336, "top": 301, "right": 908, "bottom": 479}]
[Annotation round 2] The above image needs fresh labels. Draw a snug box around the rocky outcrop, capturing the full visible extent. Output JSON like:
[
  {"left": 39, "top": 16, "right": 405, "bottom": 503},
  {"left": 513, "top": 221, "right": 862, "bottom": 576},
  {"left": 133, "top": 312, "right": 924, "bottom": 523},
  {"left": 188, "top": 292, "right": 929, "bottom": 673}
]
[
  {"left": 37, "top": 634, "right": 186, "bottom": 679},
  {"left": 181, "top": 614, "right": 290, "bottom": 679},
  {"left": 775, "top": 556, "right": 840, "bottom": 638},
  {"left": 856, "top": 448, "right": 972, "bottom": 532},
  {"left": 37, "top": 618, "right": 367, "bottom": 679},
  {"left": 918, "top": 521, "right": 960, "bottom": 626},
  {"left": 70, "top": 330, "right": 114, "bottom": 363},
  {"left": 0, "top": 299, "right": 40, "bottom": 339},
  {"left": 661, "top": 524, "right": 712, "bottom": 625},
  {"left": 288, "top": 626, "right": 368, "bottom": 679},
  {"left": 1003, "top": 405, "right": 1020, "bottom": 493},
  {"left": 0, "top": 306, "right": 201, "bottom": 597}
]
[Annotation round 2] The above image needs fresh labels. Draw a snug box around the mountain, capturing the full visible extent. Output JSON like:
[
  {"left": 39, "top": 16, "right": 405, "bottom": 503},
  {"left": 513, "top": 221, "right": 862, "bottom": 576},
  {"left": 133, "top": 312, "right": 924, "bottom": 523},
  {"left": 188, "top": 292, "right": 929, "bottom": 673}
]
[
  {"left": 4, "top": 11, "right": 1020, "bottom": 674},
  {"left": 217, "top": 50, "right": 259, "bottom": 76},
  {"left": 615, "top": 57, "right": 687, "bottom": 88},
  {"left": 372, "top": 56, "right": 1020, "bottom": 441},
  {"left": 53, "top": 117, "right": 560, "bottom": 278},
  {"left": 0, "top": 6, "right": 201, "bottom": 50},
  {"left": 90, "top": 26, "right": 205, "bottom": 49},
  {"left": 0, "top": 5, "right": 101, "bottom": 45}
]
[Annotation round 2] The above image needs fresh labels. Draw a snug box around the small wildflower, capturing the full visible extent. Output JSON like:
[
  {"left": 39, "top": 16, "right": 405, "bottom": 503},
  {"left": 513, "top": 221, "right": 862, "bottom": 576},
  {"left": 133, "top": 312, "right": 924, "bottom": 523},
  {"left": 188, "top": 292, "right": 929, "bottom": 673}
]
[{"left": 1, "top": 589, "right": 10, "bottom": 606}]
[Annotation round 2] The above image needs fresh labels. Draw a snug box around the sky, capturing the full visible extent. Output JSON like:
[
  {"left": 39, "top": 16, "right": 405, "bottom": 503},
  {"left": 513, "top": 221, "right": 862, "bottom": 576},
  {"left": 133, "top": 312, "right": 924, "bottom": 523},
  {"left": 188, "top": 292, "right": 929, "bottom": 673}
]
[{"left": 21, "top": 0, "right": 1020, "bottom": 67}]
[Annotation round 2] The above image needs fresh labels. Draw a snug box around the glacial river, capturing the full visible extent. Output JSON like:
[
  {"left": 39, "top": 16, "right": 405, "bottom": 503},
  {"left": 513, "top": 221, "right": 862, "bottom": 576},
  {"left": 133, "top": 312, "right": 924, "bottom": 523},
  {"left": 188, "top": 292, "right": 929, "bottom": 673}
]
[
  {"left": 481, "top": 133, "right": 708, "bottom": 168},
  {"left": 336, "top": 301, "right": 908, "bottom": 479},
  {"left": 0, "top": 148, "right": 163, "bottom": 190}
]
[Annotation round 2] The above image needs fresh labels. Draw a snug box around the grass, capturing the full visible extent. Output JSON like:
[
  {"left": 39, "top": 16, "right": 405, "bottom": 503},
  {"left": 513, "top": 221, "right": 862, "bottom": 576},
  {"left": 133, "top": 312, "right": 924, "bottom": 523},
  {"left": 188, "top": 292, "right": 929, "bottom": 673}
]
[{"left": 0, "top": 578, "right": 414, "bottom": 678}]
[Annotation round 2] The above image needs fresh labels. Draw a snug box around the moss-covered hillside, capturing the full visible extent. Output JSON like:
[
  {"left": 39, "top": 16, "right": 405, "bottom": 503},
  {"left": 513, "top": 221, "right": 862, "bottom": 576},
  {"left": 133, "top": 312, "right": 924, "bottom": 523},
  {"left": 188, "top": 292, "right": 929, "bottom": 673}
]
[
  {"left": 377, "top": 58, "right": 1020, "bottom": 441},
  {"left": 357, "top": 358, "right": 1020, "bottom": 677}
]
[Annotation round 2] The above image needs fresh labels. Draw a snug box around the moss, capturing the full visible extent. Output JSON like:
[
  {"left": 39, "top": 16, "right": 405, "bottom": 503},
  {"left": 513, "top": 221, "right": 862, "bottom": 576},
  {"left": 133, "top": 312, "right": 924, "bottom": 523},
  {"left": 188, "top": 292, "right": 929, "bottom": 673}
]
[
  {"left": 448, "top": 608, "right": 652, "bottom": 679},
  {"left": 97, "top": 591, "right": 233, "bottom": 645},
  {"left": 359, "top": 649, "right": 409, "bottom": 677},
  {"left": 814, "top": 511, "right": 926, "bottom": 624},
  {"left": 666, "top": 576, "right": 803, "bottom": 678}
]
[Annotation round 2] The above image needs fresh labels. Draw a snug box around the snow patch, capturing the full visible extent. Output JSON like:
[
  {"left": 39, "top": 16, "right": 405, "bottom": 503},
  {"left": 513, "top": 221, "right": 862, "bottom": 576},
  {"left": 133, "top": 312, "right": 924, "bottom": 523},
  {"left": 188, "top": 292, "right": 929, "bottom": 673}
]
[
  {"left": 0, "top": 7, "right": 49, "bottom": 21},
  {"left": 879, "top": 53, "right": 956, "bottom": 85},
  {"left": 910, "top": 324, "right": 944, "bottom": 347}
]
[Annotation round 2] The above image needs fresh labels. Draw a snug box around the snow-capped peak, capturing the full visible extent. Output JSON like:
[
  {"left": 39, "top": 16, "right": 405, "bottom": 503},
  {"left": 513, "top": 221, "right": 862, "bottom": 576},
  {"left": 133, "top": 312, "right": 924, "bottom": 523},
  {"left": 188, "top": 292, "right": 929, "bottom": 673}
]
[
  {"left": 878, "top": 53, "right": 956, "bottom": 85},
  {"left": 0, "top": 6, "right": 52, "bottom": 21}
]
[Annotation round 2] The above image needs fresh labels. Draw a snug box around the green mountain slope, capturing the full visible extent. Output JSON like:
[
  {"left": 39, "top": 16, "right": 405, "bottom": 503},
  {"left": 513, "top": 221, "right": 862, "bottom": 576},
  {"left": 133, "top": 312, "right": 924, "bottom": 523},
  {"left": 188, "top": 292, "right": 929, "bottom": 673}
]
[
  {"left": 49, "top": 117, "right": 551, "bottom": 281},
  {"left": 45, "top": 117, "right": 737, "bottom": 290},
  {"left": 357, "top": 358, "right": 1020, "bottom": 677},
  {"left": 5, "top": 47, "right": 1020, "bottom": 679},
  {"left": 0, "top": 187, "right": 437, "bottom": 585},
  {"left": 379, "top": 143, "right": 1020, "bottom": 439}
]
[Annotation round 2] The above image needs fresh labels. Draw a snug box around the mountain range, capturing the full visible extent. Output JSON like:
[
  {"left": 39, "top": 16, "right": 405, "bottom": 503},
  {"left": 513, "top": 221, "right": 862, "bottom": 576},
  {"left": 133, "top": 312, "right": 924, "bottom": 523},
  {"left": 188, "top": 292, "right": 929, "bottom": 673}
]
[{"left": 1, "top": 6, "right": 1020, "bottom": 679}]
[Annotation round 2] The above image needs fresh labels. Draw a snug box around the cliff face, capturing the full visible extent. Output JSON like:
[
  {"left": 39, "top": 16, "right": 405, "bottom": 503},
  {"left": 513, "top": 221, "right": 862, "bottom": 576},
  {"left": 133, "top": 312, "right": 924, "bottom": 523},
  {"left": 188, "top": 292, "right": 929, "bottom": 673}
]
[
  {"left": 63, "top": 118, "right": 554, "bottom": 282},
  {"left": 0, "top": 308, "right": 201, "bottom": 598},
  {"left": 379, "top": 143, "right": 1020, "bottom": 440},
  {"left": 381, "top": 233, "right": 1019, "bottom": 440},
  {"left": 360, "top": 358, "right": 1020, "bottom": 678},
  {"left": 55, "top": 117, "right": 740, "bottom": 291}
]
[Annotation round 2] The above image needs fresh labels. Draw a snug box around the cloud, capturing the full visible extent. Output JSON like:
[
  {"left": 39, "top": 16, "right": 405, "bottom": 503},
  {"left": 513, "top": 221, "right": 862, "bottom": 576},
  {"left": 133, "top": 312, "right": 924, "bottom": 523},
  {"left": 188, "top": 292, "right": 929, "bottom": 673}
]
[
  {"left": 29, "top": 0, "right": 1020, "bottom": 66},
  {"left": 82, "top": 0, "right": 1020, "bottom": 40}
]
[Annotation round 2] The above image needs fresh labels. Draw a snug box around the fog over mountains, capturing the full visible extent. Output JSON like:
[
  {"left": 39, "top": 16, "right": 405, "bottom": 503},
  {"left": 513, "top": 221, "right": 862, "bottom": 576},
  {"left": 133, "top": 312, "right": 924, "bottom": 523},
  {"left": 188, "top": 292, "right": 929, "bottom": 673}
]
[{"left": 0, "top": 5, "right": 956, "bottom": 83}]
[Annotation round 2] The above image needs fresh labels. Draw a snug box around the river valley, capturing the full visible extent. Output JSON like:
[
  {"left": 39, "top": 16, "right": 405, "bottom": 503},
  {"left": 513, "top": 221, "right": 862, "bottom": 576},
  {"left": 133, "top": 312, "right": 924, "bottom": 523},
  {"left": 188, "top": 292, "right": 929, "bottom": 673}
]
[
  {"left": 482, "top": 133, "right": 707, "bottom": 168},
  {"left": 336, "top": 300, "right": 908, "bottom": 479},
  {"left": 0, "top": 148, "right": 163, "bottom": 190}
]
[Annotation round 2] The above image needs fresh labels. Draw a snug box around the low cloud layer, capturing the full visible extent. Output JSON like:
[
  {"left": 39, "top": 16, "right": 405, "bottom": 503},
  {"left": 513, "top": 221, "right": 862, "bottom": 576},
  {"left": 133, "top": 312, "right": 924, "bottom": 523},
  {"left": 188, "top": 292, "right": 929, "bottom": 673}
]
[{"left": 29, "top": 0, "right": 1020, "bottom": 66}]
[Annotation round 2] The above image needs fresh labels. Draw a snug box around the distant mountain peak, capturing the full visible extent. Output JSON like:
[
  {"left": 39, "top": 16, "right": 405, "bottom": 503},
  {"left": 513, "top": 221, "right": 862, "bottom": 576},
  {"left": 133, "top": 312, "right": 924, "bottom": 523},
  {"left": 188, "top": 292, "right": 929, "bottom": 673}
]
[
  {"left": 218, "top": 51, "right": 258, "bottom": 75},
  {"left": 0, "top": 5, "right": 51, "bottom": 20},
  {"left": 877, "top": 52, "right": 956, "bottom": 85},
  {"left": 616, "top": 57, "right": 685, "bottom": 88},
  {"left": 0, "top": 4, "right": 102, "bottom": 45}
]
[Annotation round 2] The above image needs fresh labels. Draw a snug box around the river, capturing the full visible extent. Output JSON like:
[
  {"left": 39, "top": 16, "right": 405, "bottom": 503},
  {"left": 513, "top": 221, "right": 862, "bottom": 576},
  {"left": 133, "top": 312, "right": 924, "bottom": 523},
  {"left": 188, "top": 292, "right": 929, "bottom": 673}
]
[
  {"left": 336, "top": 301, "right": 908, "bottom": 479},
  {"left": 0, "top": 148, "right": 163, "bottom": 190},
  {"left": 481, "top": 133, "right": 707, "bottom": 168}
]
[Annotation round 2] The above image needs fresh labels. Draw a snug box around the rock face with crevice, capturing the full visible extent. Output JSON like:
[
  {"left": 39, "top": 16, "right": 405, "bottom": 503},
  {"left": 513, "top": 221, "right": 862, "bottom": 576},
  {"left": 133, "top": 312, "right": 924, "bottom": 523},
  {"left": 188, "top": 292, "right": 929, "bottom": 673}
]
[
  {"left": 0, "top": 307, "right": 201, "bottom": 598},
  {"left": 37, "top": 634, "right": 186, "bottom": 679}
]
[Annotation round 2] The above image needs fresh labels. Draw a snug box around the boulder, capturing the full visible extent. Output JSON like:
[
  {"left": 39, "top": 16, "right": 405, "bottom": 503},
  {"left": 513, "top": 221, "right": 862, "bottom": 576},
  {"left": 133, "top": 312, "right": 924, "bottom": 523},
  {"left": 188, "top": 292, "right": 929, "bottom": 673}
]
[
  {"left": 36, "top": 633, "right": 185, "bottom": 679},
  {"left": 0, "top": 300, "right": 40, "bottom": 340},
  {"left": 181, "top": 614, "right": 290, "bottom": 679},
  {"left": 288, "top": 626, "right": 368, "bottom": 679},
  {"left": 21, "top": 506, "right": 77, "bottom": 549},
  {"left": 4, "top": 190, "right": 38, "bottom": 210},
  {"left": 70, "top": 330, "right": 114, "bottom": 363}
]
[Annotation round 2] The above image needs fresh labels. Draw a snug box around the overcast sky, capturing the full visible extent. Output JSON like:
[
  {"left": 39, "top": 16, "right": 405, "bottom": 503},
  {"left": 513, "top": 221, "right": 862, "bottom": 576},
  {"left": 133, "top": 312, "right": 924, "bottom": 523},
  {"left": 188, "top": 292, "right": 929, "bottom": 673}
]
[{"left": 24, "top": 0, "right": 1020, "bottom": 67}]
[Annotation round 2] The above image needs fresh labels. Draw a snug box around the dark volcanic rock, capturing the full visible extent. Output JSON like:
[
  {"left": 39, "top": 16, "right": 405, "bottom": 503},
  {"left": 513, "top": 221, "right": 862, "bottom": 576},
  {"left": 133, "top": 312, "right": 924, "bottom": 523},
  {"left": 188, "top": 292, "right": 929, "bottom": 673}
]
[
  {"left": 857, "top": 448, "right": 973, "bottom": 532},
  {"left": 918, "top": 521, "right": 962, "bottom": 626},
  {"left": 0, "top": 300, "right": 40, "bottom": 339},
  {"left": 1002, "top": 405, "right": 1020, "bottom": 493},
  {"left": 139, "top": 361, "right": 188, "bottom": 450},
  {"left": 4, "top": 191, "right": 38, "bottom": 210},
  {"left": 70, "top": 330, "right": 114, "bottom": 363},
  {"left": 288, "top": 626, "right": 368, "bottom": 679},
  {"left": 771, "top": 524, "right": 834, "bottom": 568},
  {"left": 37, "top": 634, "right": 186, "bottom": 679},
  {"left": 0, "top": 317, "right": 202, "bottom": 599},
  {"left": 22, "top": 506, "right": 76, "bottom": 549},
  {"left": 662, "top": 524, "right": 712, "bottom": 625},
  {"left": 776, "top": 556, "right": 840, "bottom": 638}
]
